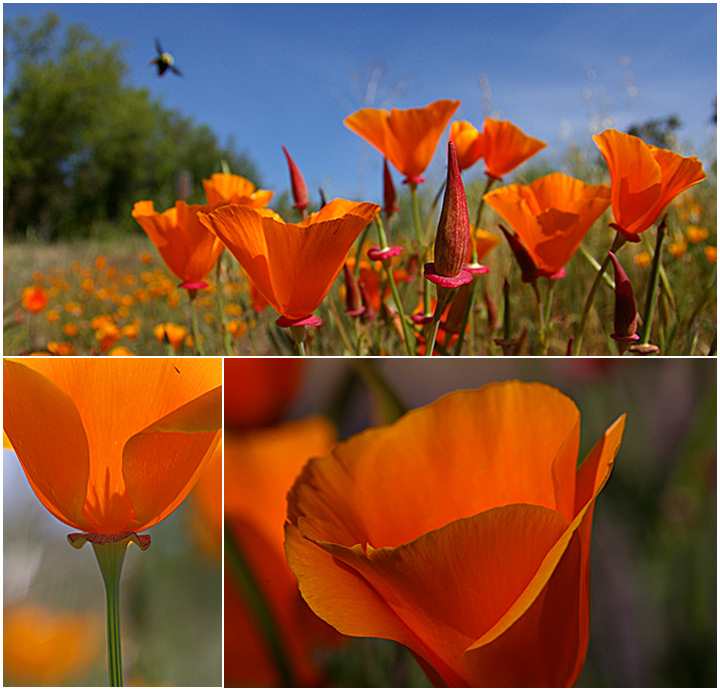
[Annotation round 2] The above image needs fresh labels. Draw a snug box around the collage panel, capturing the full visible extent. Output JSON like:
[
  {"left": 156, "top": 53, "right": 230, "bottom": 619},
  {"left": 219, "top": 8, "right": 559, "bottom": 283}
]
[
  {"left": 223, "top": 357, "right": 716, "bottom": 687},
  {"left": 3, "top": 357, "right": 223, "bottom": 686}
]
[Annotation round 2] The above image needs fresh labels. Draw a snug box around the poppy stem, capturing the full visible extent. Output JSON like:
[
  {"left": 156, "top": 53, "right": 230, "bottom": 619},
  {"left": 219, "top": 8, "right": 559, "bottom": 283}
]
[
  {"left": 640, "top": 216, "right": 667, "bottom": 346},
  {"left": 225, "top": 526, "right": 296, "bottom": 687},
  {"left": 452, "top": 275, "right": 479, "bottom": 356},
  {"left": 410, "top": 183, "right": 423, "bottom": 247},
  {"left": 289, "top": 325, "right": 307, "bottom": 356},
  {"left": 425, "top": 286, "right": 453, "bottom": 356},
  {"left": 188, "top": 292, "right": 205, "bottom": 356},
  {"left": 215, "top": 251, "right": 234, "bottom": 356},
  {"left": 573, "top": 232, "right": 626, "bottom": 355},
  {"left": 384, "top": 260, "right": 415, "bottom": 356},
  {"left": 472, "top": 176, "right": 496, "bottom": 263}
]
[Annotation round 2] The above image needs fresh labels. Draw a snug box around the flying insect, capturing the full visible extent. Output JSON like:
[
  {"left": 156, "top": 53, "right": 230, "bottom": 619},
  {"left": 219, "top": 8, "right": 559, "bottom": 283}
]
[{"left": 150, "top": 39, "right": 182, "bottom": 77}]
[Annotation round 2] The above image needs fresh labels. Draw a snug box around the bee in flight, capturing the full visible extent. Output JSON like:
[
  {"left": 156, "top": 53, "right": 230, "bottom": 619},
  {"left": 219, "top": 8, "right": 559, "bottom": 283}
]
[{"left": 150, "top": 39, "right": 182, "bottom": 77}]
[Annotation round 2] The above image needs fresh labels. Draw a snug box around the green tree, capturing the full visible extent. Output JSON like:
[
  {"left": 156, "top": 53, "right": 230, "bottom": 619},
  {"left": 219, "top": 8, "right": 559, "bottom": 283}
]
[{"left": 4, "top": 12, "right": 259, "bottom": 240}]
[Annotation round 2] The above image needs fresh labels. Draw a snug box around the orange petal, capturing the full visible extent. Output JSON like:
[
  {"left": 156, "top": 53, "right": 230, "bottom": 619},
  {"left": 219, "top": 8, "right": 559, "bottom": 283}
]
[
  {"left": 482, "top": 118, "right": 547, "bottom": 179},
  {"left": 123, "top": 385, "right": 222, "bottom": 531},
  {"left": 289, "top": 383, "right": 581, "bottom": 552},
  {"left": 3, "top": 360, "right": 91, "bottom": 531}
]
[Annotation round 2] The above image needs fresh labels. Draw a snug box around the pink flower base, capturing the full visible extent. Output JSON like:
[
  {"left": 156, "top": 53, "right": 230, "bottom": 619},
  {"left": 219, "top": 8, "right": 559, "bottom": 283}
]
[
  {"left": 179, "top": 281, "right": 209, "bottom": 290},
  {"left": 275, "top": 314, "right": 323, "bottom": 328},
  {"left": 368, "top": 246, "right": 404, "bottom": 261},
  {"left": 423, "top": 263, "right": 474, "bottom": 288}
]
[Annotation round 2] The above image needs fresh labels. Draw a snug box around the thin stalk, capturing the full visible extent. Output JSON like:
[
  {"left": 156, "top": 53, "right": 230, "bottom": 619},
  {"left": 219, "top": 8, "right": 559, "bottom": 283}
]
[
  {"left": 573, "top": 232, "right": 625, "bottom": 355},
  {"left": 215, "top": 253, "right": 233, "bottom": 356},
  {"left": 424, "top": 287, "right": 453, "bottom": 357},
  {"left": 353, "top": 224, "right": 372, "bottom": 276},
  {"left": 471, "top": 176, "right": 496, "bottom": 262},
  {"left": 326, "top": 293, "right": 356, "bottom": 354},
  {"left": 640, "top": 218, "right": 667, "bottom": 345},
  {"left": 579, "top": 245, "right": 615, "bottom": 289},
  {"left": 189, "top": 293, "right": 205, "bottom": 356},
  {"left": 453, "top": 276, "right": 479, "bottom": 356},
  {"left": 289, "top": 325, "right": 307, "bottom": 356},
  {"left": 410, "top": 183, "right": 423, "bottom": 246},
  {"left": 385, "top": 261, "right": 415, "bottom": 356},
  {"left": 225, "top": 527, "right": 296, "bottom": 687}
]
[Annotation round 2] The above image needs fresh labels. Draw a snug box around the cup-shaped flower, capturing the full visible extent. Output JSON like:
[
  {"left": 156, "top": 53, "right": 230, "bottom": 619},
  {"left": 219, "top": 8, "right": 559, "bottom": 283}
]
[
  {"left": 199, "top": 199, "right": 379, "bottom": 321},
  {"left": 225, "top": 417, "right": 341, "bottom": 686},
  {"left": 434, "top": 141, "right": 470, "bottom": 278},
  {"left": 202, "top": 173, "right": 273, "bottom": 208},
  {"left": 285, "top": 381, "right": 625, "bottom": 687},
  {"left": 484, "top": 173, "right": 611, "bottom": 277},
  {"left": 344, "top": 99, "right": 460, "bottom": 183},
  {"left": 593, "top": 129, "right": 706, "bottom": 241},
  {"left": 22, "top": 286, "right": 49, "bottom": 314},
  {"left": 449, "top": 120, "right": 485, "bottom": 171},
  {"left": 131, "top": 200, "right": 225, "bottom": 288},
  {"left": 3, "top": 358, "right": 222, "bottom": 534},
  {"left": 481, "top": 118, "right": 547, "bottom": 180}
]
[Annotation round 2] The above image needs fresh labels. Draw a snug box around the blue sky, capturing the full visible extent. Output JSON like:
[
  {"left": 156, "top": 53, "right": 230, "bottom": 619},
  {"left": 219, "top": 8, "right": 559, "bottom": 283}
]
[{"left": 3, "top": 3, "right": 717, "bottom": 204}]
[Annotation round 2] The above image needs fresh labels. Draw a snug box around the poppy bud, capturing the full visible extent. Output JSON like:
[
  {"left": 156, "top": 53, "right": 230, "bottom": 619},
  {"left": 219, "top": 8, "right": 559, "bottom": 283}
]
[
  {"left": 608, "top": 251, "right": 640, "bottom": 342},
  {"left": 499, "top": 225, "right": 538, "bottom": 283},
  {"left": 359, "top": 281, "right": 376, "bottom": 321},
  {"left": 281, "top": 146, "right": 311, "bottom": 212},
  {"left": 433, "top": 142, "right": 470, "bottom": 278},
  {"left": 383, "top": 159, "right": 400, "bottom": 222},
  {"left": 343, "top": 264, "right": 364, "bottom": 316}
]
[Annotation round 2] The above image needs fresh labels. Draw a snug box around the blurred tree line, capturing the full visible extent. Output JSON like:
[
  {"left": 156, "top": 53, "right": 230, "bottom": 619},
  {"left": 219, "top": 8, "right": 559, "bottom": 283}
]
[{"left": 4, "top": 13, "right": 260, "bottom": 241}]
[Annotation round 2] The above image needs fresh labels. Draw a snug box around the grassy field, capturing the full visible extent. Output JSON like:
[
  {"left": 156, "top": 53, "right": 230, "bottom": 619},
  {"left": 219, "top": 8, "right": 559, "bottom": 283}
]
[{"left": 3, "top": 173, "right": 716, "bottom": 357}]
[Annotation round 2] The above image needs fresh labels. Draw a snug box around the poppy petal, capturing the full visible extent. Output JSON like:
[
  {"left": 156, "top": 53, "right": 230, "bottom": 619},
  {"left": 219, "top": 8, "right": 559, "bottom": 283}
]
[
  {"left": 123, "top": 386, "right": 222, "bottom": 531},
  {"left": 3, "top": 360, "right": 91, "bottom": 531}
]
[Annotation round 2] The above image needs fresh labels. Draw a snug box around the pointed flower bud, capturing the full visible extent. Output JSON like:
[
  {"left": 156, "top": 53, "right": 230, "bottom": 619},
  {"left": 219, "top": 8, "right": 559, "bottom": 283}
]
[
  {"left": 343, "top": 264, "right": 364, "bottom": 316},
  {"left": 383, "top": 159, "right": 400, "bottom": 222},
  {"left": 433, "top": 142, "right": 470, "bottom": 278},
  {"left": 281, "top": 146, "right": 311, "bottom": 211},
  {"left": 608, "top": 251, "right": 640, "bottom": 342},
  {"left": 499, "top": 224, "right": 539, "bottom": 283}
]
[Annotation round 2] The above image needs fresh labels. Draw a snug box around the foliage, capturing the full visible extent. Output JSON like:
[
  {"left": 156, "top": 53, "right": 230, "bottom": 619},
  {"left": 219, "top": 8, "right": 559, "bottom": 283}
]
[{"left": 3, "top": 12, "right": 259, "bottom": 241}]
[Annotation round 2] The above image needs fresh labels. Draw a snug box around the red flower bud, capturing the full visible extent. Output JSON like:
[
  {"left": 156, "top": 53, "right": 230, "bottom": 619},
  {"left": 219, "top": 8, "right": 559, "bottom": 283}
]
[
  {"left": 608, "top": 251, "right": 639, "bottom": 342},
  {"left": 383, "top": 159, "right": 400, "bottom": 222},
  {"left": 499, "top": 225, "right": 538, "bottom": 283},
  {"left": 282, "top": 146, "right": 311, "bottom": 211},
  {"left": 343, "top": 264, "right": 364, "bottom": 316},
  {"left": 433, "top": 141, "right": 469, "bottom": 278}
]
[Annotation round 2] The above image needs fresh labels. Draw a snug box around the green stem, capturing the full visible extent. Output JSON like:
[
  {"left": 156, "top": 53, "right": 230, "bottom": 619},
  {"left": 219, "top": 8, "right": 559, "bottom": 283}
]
[
  {"left": 189, "top": 293, "right": 205, "bottom": 356},
  {"left": 225, "top": 527, "right": 296, "bottom": 687},
  {"left": 290, "top": 325, "right": 307, "bottom": 356},
  {"left": 472, "top": 176, "right": 496, "bottom": 263},
  {"left": 573, "top": 232, "right": 625, "bottom": 355},
  {"left": 384, "top": 260, "right": 415, "bottom": 356},
  {"left": 215, "top": 252, "right": 233, "bottom": 356},
  {"left": 453, "top": 275, "right": 479, "bottom": 356},
  {"left": 424, "top": 287, "right": 453, "bottom": 357},
  {"left": 410, "top": 183, "right": 423, "bottom": 246},
  {"left": 354, "top": 224, "right": 372, "bottom": 276},
  {"left": 640, "top": 217, "right": 667, "bottom": 345}
]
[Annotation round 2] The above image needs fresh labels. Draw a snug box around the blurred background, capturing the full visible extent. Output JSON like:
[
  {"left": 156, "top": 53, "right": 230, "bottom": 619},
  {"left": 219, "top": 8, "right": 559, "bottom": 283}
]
[
  {"left": 3, "top": 448, "right": 222, "bottom": 686},
  {"left": 234, "top": 357, "right": 716, "bottom": 687}
]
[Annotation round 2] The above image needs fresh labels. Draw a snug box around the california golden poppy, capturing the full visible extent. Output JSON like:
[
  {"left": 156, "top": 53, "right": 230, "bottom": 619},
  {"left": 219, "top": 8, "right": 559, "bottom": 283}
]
[
  {"left": 202, "top": 173, "right": 274, "bottom": 208},
  {"left": 225, "top": 417, "right": 341, "bottom": 686},
  {"left": 198, "top": 199, "right": 379, "bottom": 322},
  {"left": 593, "top": 129, "right": 706, "bottom": 240},
  {"left": 449, "top": 120, "right": 485, "bottom": 171},
  {"left": 285, "top": 381, "right": 625, "bottom": 687},
  {"left": 3, "top": 358, "right": 222, "bottom": 535},
  {"left": 21, "top": 285, "right": 49, "bottom": 314},
  {"left": 344, "top": 100, "right": 460, "bottom": 182},
  {"left": 131, "top": 200, "right": 225, "bottom": 289},
  {"left": 484, "top": 173, "right": 611, "bottom": 278},
  {"left": 481, "top": 118, "right": 547, "bottom": 180}
]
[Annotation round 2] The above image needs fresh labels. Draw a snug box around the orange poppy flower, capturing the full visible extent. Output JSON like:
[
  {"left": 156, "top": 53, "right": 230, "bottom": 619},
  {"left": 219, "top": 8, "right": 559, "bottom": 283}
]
[
  {"left": 131, "top": 200, "right": 225, "bottom": 288},
  {"left": 199, "top": 199, "right": 379, "bottom": 322},
  {"left": 481, "top": 118, "right": 547, "bottom": 180},
  {"left": 3, "top": 358, "right": 222, "bottom": 534},
  {"left": 21, "top": 286, "right": 49, "bottom": 314},
  {"left": 285, "top": 381, "right": 625, "bottom": 687},
  {"left": 484, "top": 173, "right": 611, "bottom": 277},
  {"left": 202, "top": 173, "right": 273, "bottom": 208},
  {"left": 344, "top": 99, "right": 460, "bottom": 182},
  {"left": 4, "top": 604, "right": 102, "bottom": 685},
  {"left": 593, "top": 129, "right": 706, "bottom": 240},
  {"left": 449, "top": 121, "right": 485, "bottom": 171},
  {"left": 225, "top": 417, "right": 341, "bottom": 686},
  {"left": 224, "top": 358, "right": 303, "bottom": 429}
]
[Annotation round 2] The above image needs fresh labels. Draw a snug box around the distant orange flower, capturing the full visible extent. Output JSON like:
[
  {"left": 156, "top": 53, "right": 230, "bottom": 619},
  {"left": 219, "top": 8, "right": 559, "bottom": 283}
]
[
  {"left": 481, "top": 118, "right": 547, "bottom": 180},
  {"left": 705, "top": 245, "right": 717, "bottom": 263},
  {"left": 131, "top": 200, "right": 225, "bottom": 288},
  {"left": 3, "top": 358, "right": 221, "bottom": 534},
  {"left": 202, "top": 173, "right": 273, "bottom": 208},
  {"left": 286, "top": 381, "right": 625, "bottom": 687},
  {"left": 484, "top": 173, "right": 611, "bottom": 278},
  {"left": 344, "top": 99, "right": 460, "bottom": 182},
  {"left": 449, "top": 121, "right": 485, "bottom": 171},
  {"left": 225, "top": 417, "right": 341, "bottom": 686},
  {"left": 469, "top": 227, "right": 501, "bottom": 263},
  {"left": 21, "top": 286, "right": 49, "bottom": 314},
  {"left": 199, "top": 199, "right": 379, "bottom": 322},
  {"left": 4, "top": 604, "right": 102, "bottom": 685},
  {"left": 154, "top": 323, "right": 188, "bottom": 352},
  {"left": 593, "top": 129, "right": 706, "bottom": 241}
]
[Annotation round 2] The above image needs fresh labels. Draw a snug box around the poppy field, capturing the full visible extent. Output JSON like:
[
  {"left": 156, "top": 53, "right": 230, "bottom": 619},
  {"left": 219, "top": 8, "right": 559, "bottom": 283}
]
[{"left": 3, "top": 102, "right": 716, "bottom": 356}]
